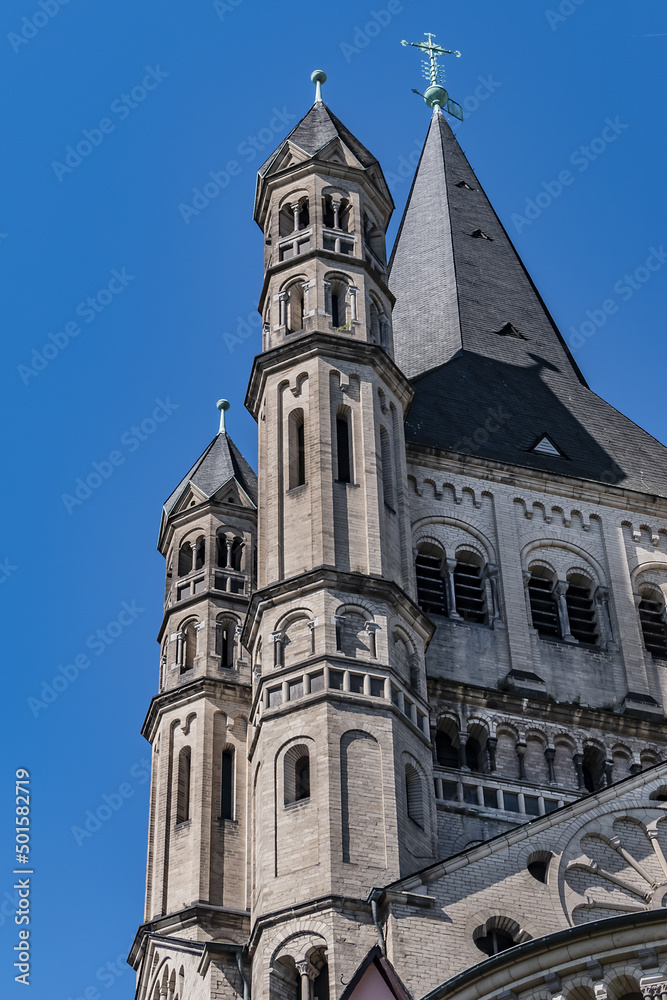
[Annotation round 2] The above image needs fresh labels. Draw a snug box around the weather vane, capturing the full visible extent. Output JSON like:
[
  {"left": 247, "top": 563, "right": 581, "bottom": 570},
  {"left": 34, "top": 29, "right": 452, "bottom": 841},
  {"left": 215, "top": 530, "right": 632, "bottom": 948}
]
[{"left": 401, "top": 33, "right": 464, "bottom": 119}]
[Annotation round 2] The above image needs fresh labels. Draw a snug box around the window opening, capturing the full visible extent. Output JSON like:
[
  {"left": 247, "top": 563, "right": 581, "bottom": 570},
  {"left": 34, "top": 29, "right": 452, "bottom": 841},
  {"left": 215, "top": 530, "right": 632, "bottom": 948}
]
[
  {"left": 566, "top": 577, "right": 598, "bottom": 644},
  {"left": 454, "top": 556, "right": 486, "bottom": 623},
  {"left": 639, "top": 589, "right": 667, "bottom": 658},
  {"left": 176, "top": 747, "right": 191, "bottom": 824},
  {"left": 416, "top": 546, "right": 447, "bottom": 615},
  {"left": 221, "top": 748, "right": 234, "bottom": 820},
  {"left": 336, "top": 415, "right": 351, "bottom": 483},
  {"left": 528, "top": 573, "right": 561, "bottom": 638}
]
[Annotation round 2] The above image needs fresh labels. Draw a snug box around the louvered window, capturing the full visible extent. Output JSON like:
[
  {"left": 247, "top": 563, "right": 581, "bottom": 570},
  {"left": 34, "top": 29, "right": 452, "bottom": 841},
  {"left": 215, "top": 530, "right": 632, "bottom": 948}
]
[
  {"left": 639, "top": 590, "right": 667, "bottom": 658},
  {"left": 454, "top": 559, "right": 487, "bottom": 623},
  {"left": 565, "top": 578, "right": 598, "bottom": 644},
  {"left": 528, "top": 575, "right": 561, "bottom": 638},
  {"left": 415, "top": 547, "right": 447, "bottom": 616}
]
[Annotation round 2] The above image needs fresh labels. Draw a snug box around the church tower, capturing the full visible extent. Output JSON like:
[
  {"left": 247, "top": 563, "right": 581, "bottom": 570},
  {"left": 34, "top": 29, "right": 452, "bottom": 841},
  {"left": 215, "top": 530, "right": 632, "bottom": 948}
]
[
  {"left": 244, "top": 70, "right": 436, "bottom": 998},
  {"left": 130, "top": 53, "right": 667, "bottom": 1000}
]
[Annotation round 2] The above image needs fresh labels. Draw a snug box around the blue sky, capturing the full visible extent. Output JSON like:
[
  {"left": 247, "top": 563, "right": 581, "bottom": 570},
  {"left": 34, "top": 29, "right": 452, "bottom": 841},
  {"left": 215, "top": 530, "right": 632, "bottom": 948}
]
[{"left": 2, "top": 1, "right": 666, "bottom": 997}]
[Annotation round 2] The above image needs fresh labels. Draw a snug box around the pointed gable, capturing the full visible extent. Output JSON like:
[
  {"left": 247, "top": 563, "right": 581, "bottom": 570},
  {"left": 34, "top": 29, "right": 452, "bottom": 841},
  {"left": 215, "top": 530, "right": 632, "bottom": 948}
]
[{"left": 340, "top": 947, "right": 412, "bottom": 1000}]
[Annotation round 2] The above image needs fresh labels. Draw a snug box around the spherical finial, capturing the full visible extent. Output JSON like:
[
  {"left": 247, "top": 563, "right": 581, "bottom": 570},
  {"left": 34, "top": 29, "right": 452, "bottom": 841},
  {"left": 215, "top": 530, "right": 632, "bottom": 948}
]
[
  {"left": 311, "top": 69, "right": 327, "bottom": 104},
  {"left": 216, "top": 398, "right": 230, "bottom": 433}
]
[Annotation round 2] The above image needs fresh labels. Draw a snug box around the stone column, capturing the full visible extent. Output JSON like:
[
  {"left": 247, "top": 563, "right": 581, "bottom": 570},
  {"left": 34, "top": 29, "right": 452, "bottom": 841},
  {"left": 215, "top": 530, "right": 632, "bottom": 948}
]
[
  {"left": 445, "top": 558, "right": 461, "bottom": 619},
  {"left": 545, "top": 747, "right": 556, "bottom": 784},
  {"left": 516, "top": 741, "right": 527, "bottom": 780},
  {"left": 486, "top": 737, "right": 497, "bottom": 772},
  {"left": 556, "top": 581, "right": 576, "bottom": 643},
  {"left": 457, "top": 732, "right": 469, "bottom": 770}
]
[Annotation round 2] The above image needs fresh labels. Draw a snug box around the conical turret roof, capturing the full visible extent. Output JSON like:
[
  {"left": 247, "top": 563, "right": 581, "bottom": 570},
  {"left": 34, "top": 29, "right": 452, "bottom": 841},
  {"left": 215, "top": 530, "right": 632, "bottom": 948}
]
[
  {"left": 390, "top": 109, "right": 667, "bottom": 497},
  {"left": 258, "top": 100, "right": 379, "bottom": 178},
  {"left": 163, "top": 431, "right": 258, "bottom": 517}
]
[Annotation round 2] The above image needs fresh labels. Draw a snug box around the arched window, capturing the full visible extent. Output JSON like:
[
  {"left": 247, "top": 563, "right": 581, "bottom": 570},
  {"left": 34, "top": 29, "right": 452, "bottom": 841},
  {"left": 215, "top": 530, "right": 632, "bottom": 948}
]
[
  {"left": 527, "top": 851, "right": 552, "bottom": 883},
  {"left": 182, "top": 621, "right": 197, "bottom": 673},
  {"left": 474, "top": 928, "right": 515, "bottom": 956},
  {"left": 528, "top": 568, "right": 561, "bottom": 638},
  {"left": 178, "top": 542, "right": 193, "bottom": 577},
  {"left": 230, "top": 537, "right": 243, "bottom": 571},
  {"left": 328, "top": 280, "right": 348, "bottom": 328},
  {"left": 287, "top": 282, "right": 304, "bottom": 332},
  {"left": 284, "top": 744, "right": 311, "bottom": 805},
  {"left": 323, "top": 194, "right": 350, "bottom": 231},
  {"left": 582, "top": 745, "right": 606, "bottom": 792},
  {"left": 279, "top": 196, "right": 309, "bottom": 236},
  {"left": 363, "top": 211, "right": 384, "bottom": 261},
  {"left": 176, "top": 747, "right": 191, "bottom": 824},
  {"left": 336, "top": 411, "right": 351, "bottom": 483},
  {"left": 194, "top": 537, "right": 205, "bottom": 570},
  {"left": 638, "top": 587, "right": 667, "bottom": 658},
  {"left": 380, "top": 427, "right": 394, "bottom": 509},
  {"left": 565, "top": 573, "right": 597, "bottom": 644},
  {"left": 312, "top": 961, "right": 329, "bottom": 1000},
  {"left": 216, "top": 617, "right": 236, "bottom": 668},
  {"left": 295, "top": 756, "right": 310, "bottom": 801},
  {"left": 435, "top": 730, "right": 459, "bottom": 768},
  {"left": 288, "top": 409, "right": 306, "bottom": 489},
  {"left": 415, "top": 543, "right": 447, "bottom": 615},
  {"left": 465, "top": 736, "right": 482, "bottom": 771},
  {"left": 454, "top": 552, "right": 487, "bottom": 623},
  {"left": 220, "top": 747, "right": 234, "bottom": 820},
  {"left": 405, "top": 763, "right": 424, "bottom": 827}
]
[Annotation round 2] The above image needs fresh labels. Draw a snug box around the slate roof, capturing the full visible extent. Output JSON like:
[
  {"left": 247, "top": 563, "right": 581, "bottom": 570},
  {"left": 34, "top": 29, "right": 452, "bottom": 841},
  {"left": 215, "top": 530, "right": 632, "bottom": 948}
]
[
  {"left": 389, "top": 109, "right": 667, "bottom": 497},
  {"left": 258, "top": 101, "right": 378, "bottom": 177},
  {"left": 163, "top": 432, "right": 258, "bottom": 517}
]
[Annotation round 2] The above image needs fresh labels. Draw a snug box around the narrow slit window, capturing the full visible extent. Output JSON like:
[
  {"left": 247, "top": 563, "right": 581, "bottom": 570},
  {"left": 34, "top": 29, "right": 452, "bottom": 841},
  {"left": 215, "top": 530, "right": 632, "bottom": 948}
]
[
  {"left": 176, "top": 747, "right": 191, "bottom": 824},
  {"left": 288, "top": 409, "right": 306, "bottom": 489},
  {"left": 221, "top": 748, "right": 234, "bottom": 820},
  {"left": 380, "top": 427, "right": 394, "bottom": 509},
  {"left": 336, "top": 414, "right": 351, "bottom": 483}
]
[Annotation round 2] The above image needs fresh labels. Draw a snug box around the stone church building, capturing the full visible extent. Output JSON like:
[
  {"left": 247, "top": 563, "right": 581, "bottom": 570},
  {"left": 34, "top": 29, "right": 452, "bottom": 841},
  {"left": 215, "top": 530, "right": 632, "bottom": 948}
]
[{"left": 128, "top": 73, "right": 667, "bottom": 1000}]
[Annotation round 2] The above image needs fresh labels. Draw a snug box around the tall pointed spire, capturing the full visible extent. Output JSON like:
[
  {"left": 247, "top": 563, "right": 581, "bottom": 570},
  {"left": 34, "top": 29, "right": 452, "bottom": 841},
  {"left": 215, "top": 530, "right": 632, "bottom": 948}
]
[
  {"left": 389, "top": 109, "right": 667, "bottom": 496},
  {"left": 390, "top": 107, "right": 584, "bottom": 383}
]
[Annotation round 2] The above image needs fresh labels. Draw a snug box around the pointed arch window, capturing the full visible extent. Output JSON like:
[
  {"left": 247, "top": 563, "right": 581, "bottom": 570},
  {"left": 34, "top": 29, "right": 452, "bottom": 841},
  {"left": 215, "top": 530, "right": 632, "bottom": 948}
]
[
  {"left": 176, "top": 747, "right": 191, "bottom": 824},
  {"left": 288, "top": 408, "right": 306, "bottom": 489},
  {"left": 415, "top": 543, "right": 447, "bottom": 616},
  {"left": 221, "top": 747, "right": 235, "bottom": 820},
  {"left": 638, "top": 587, "right": 667, "bottom": 658}
]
